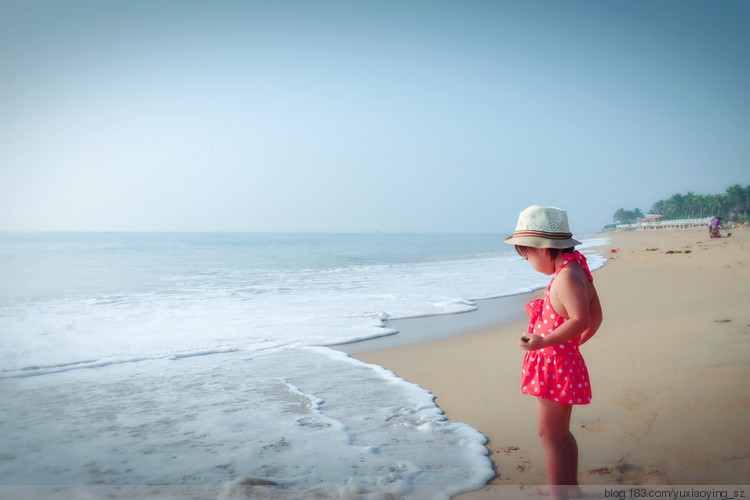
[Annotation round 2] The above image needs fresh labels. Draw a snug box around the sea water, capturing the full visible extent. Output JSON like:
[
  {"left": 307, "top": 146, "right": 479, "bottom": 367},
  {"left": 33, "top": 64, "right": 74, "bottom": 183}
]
[{"left": 0, "top": 232, "right": 608, "bottom": 499}]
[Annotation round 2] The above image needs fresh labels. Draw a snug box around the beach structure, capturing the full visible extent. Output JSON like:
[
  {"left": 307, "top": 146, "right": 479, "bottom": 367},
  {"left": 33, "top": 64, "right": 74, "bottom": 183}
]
[{"left": 616, "top": 216, "right": 712, "bottom": 231}]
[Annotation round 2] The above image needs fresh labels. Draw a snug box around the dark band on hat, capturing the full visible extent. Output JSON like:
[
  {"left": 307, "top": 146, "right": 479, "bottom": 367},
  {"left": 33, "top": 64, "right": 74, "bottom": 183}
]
[{"left": 509, "top": 230, "right": 573, "bottom": 240}]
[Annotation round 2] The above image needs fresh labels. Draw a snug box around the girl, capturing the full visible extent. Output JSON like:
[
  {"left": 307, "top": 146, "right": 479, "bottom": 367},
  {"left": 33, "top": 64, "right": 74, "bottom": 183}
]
[{"left": 505, "top": 206, "right": 603, "bottom": 500}]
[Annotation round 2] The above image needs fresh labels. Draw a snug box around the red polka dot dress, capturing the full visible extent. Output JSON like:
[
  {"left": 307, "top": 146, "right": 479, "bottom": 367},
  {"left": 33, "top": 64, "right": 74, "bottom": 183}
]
[{"left": 521, "top": 251, "right": 593, "bottom": 405}]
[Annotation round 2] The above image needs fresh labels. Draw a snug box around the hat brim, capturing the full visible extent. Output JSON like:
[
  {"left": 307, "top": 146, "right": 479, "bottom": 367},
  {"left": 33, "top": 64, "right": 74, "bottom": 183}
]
[{"left": 504, "top": 234, "right": 582, "bottom": 249}]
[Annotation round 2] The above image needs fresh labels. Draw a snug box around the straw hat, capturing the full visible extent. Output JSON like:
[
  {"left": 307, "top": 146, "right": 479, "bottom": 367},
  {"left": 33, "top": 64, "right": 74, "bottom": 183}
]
[{"left": 504, "top": 205, "right": 581, "bottom": 249}]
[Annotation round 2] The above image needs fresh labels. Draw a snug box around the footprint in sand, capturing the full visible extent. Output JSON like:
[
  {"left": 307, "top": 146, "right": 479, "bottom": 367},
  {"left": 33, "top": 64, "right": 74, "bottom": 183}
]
[{"left": 494, "top": 446, "right": 520, "bottom": 460}]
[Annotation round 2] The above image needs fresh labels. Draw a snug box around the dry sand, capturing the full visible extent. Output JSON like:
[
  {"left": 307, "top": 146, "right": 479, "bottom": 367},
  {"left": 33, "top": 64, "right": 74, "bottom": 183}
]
[{"left": 352, "top": 226, "right": 750, "bottom": 495}]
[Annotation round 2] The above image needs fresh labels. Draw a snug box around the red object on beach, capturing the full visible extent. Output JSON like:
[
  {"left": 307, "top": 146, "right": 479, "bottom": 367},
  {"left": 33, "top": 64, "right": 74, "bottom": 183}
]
[{"left": 610, "top": 249, "right": 619, "bottom": 253}]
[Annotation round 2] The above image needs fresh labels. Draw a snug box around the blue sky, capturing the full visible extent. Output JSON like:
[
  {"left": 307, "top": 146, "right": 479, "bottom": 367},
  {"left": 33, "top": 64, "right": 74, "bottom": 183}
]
[{"left": 1, "top": 0, "right": 748, "bottom": 233}]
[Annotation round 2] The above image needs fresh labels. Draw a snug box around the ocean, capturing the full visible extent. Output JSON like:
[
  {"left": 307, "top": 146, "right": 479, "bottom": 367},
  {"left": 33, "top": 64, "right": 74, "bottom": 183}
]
[{"left": 0, "top": 232, "right": 608, "bottom": 499}]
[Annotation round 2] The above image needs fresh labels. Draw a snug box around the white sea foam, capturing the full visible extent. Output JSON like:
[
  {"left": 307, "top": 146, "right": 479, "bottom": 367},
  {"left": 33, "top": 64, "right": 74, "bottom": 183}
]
[
  {"left": 1, "top": 347, "right": 493, "bottom": 498},
  {"left": 0, "top": 243, "right": 607, "bottom": 377}
]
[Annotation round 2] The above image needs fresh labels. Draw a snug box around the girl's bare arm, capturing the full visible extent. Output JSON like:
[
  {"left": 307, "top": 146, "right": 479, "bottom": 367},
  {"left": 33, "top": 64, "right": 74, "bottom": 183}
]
[
  {"left": 521, "top": 269, "right": 591, "bottom": 351},
  {"left": 579, "top": 291, "right": 602, "bottom": 345}
]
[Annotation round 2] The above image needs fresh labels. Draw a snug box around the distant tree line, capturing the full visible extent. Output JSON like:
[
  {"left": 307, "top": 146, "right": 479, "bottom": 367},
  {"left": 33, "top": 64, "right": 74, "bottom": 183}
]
[
  {"left": 612, "top": 208, "right": 644, "bottom": 225},
  {"left": 612, "top": 184, "right": 750, "bottom": 226}
]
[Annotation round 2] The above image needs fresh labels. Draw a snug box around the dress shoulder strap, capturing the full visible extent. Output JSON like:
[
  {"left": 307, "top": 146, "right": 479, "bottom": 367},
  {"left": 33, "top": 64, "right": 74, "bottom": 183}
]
[{"left": 554, "top": 250, "right": 594, "bottom": 283}]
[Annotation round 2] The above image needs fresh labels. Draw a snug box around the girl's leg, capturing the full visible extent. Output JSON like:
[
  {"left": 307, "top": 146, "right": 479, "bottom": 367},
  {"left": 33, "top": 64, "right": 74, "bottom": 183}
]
[
  {"left": 536, "top": 398, "right": 577, "bottom": 499},
  {"left": 561, "top": 405, "right": 581, "bottom": 494}
]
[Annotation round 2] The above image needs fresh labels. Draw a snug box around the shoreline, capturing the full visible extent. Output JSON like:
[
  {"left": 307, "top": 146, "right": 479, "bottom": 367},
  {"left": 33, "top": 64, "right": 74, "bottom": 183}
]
[
  {"left": 333, "top": 293, "right": 530, "bottom": 355},
  {"left": 349, "top": 227, "right": 750, "bottom": 495},
  {"left": 335, "top": 242, "right": 611, "bottom": 355}
]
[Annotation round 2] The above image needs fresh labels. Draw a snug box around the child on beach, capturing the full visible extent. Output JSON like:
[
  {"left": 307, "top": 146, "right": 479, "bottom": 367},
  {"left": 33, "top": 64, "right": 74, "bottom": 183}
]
[{"left": 505, "top": 206, "right": 603, "bottom": 500}]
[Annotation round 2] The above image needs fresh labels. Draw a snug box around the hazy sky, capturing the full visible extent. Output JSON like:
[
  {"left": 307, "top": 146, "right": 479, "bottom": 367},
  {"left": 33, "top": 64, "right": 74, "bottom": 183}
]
[{"left": 1, "top": 0, "right": 748, "bottom": 234}]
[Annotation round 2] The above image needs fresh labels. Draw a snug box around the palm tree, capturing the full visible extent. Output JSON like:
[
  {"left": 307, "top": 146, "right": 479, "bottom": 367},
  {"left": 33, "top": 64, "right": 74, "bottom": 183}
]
[
  {"left": 667, "top": 193, "right": 685, "bottom": 219},
  {"left": 726, "top": 184, "right": 744, "bottom": 219},
  {"left": 613, "top": 208, "right": 644, "bottom": 224},
  {"left": 650, "top": 200, "right": 665, "bottom": 216},
  {"left": 694, "top": 194, "right": 710, "bottom": 218},
  {"left": 685, "top": 191, "right": 704, "bottom": 219},
  {"left": 708, "top": 193, "right": 727, "bottom": 218},
  {"left": 613, "top": 208, "right": 628, "bottom": 225}
]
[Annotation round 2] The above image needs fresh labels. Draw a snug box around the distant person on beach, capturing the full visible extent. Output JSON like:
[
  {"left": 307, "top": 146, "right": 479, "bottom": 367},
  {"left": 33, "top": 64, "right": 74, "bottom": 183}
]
[
  {"left": 711, "top": 216, "right": 725, "bottom": 239},
  {"left": 709, "top": 216, "right": 717, "bottom": 235},
  {"left": 505, "top": 206, "right": 603, "bottom": 500}
]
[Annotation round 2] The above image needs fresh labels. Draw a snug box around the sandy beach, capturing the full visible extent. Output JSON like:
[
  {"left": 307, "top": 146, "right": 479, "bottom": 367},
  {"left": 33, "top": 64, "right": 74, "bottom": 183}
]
[{"left": 351, "top": 226, "right": 750, "bottom": 496}]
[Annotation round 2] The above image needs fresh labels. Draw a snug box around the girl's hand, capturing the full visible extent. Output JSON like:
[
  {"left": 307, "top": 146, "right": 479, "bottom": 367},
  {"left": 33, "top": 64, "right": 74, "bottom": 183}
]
[{"left": 518, "top": 334, "right": 545, "bottom": 351}]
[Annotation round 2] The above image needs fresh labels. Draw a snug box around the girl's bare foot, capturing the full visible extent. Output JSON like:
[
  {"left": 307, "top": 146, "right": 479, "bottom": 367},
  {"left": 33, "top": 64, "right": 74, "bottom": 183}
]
[{"left": 535, "top": 485, "right": 583, "bottom": 499}]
